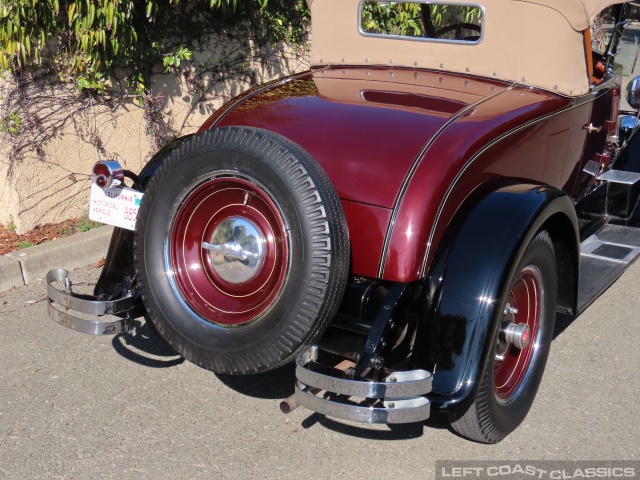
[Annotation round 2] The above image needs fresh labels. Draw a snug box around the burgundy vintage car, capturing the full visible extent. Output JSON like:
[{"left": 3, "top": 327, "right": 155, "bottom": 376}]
[{"left": 46, "top": 0, "right": 640, "bottom": 442}]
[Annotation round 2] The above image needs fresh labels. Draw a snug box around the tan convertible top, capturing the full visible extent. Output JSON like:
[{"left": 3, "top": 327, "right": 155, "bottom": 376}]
[
  {"left": 516, "top": 0, "right": 618, "bottom": 31},
  {"left": 309, "top": 0, "right": 624, "bottom": 96}
]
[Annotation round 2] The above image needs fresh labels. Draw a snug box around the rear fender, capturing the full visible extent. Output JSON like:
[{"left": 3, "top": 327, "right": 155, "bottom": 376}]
[{"left": 419, "top": 183, "right": 578, "bottom": 413}]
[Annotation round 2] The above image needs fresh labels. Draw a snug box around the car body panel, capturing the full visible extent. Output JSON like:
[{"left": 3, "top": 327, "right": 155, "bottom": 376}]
[
  {"left": 213, "top": 68, "right": 510, "bottom": 208},
  {"left": 203, "top": 67, "right": 587, "bottom": 281},
  {"left": 381, "top": 85, "right": 577, "bottom": 281},
  {"left": 342, "top": 201, "right": 391, "bottom": 279}
]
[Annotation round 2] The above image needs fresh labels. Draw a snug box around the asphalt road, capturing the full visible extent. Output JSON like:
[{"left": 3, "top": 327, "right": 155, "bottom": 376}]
[{"left": 0, "top": 259, "right": 638, "bottom": 480}]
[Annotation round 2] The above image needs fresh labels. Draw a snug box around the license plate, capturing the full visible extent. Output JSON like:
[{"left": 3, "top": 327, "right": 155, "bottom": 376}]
[{"left": 89, "top": 184, "right": 144, "bottom": 231}]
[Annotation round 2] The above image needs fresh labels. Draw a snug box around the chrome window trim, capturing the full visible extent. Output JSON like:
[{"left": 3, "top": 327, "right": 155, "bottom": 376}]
[{"left": 357, "top": 0, "right": 486, "bottom": 46}]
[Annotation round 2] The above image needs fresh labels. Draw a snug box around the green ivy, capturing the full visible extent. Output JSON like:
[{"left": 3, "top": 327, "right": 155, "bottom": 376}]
[
  {"left": 0, "top": 0, "right": 309, "bottom": 93},
  {"left": 162, "top": 45, "right": 192, "bottom": 71},
  {"left": 0, "top": 109, "right": 21, "bottom": 135}
]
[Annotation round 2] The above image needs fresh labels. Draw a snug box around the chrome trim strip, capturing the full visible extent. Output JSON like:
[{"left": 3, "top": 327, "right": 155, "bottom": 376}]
[
  {"left": 295, "top": 383, "right": 431, "bottom": 424},
  {"left": 47, "top": 269, "right": 137, "bottom": 316},
  {"left": 419, "top": 98, "right": 583, "bottom": 278},
  {"left": 47, "top": 300, "right": 134, "bottom": 335},
  {"left": 377, "top": 84, "right": 514, "bottom": 278},
  {"left": 552, "top": 80, "right": 608, "bottom": 107},
  {"left": 294, "top": 347, "right": 432, "bottom": 424}
]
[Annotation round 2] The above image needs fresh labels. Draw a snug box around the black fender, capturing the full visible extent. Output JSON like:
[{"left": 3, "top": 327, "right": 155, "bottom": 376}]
[
  {"left": 420, "top": 183, "right": 579, "bottom": 414},
  {"left": 93, "top": 135, "right": 194, "bottom": 298}
]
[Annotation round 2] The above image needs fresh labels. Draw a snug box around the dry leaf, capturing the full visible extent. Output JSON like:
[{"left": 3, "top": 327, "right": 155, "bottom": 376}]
[{"left": 25, "top": 294, "right": 47, "bottom": 305}]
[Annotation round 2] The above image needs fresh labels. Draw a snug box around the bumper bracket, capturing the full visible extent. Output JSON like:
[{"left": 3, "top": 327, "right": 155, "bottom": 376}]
[
  {"left": 46, "top": 268, "right": 136, "bottom": 335},
  {"left": 294, "top": 346, "right": 432, "bottom": 424}
]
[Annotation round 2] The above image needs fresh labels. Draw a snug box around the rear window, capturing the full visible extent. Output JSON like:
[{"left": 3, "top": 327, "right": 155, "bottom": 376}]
[{"left": 359, "top": 1, "right": 484, "bottom": 44}]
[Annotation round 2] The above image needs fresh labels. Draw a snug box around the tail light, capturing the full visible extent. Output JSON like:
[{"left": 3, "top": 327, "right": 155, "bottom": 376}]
[{"left": 92, "top": 161, "right": 124, "bottom": 189}]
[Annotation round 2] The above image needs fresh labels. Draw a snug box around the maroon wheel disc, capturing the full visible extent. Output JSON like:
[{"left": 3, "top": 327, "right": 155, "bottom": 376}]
[
  {"left": 494, "top": 266, "right": 542, "bottom": 399},
  {"left": 169, "top": 176, "right": 289, "bottom": 326}
]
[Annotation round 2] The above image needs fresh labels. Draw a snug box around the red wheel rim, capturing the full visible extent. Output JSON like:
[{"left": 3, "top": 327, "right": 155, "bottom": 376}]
[
  {"left": 169, "top": 176, "right": 289, "bottom": 326},
  {"left": 494, "top": 266, "right": 542, "bottom": 399}
]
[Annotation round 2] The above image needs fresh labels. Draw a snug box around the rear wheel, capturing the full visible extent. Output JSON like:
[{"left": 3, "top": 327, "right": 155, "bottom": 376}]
[
  {"left": 134, "top": 127, "right": 349, "bottom": 374},
  {"left": 449, "top": 230, "right": 557, "bottom": 443}
]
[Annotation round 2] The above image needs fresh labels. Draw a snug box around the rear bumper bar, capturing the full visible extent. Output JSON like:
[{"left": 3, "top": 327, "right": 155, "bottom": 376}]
[
  {"left": 46, "top": 268, "right": 136, "bottom": 335},
  {"left": 294, "top": 346, "right": 432, "bottom": 424}
]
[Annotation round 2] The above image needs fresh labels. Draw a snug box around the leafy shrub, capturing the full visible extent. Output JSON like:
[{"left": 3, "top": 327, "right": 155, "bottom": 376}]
[{"left": 0, "top": 0, "right": 309, "bottom": 93}]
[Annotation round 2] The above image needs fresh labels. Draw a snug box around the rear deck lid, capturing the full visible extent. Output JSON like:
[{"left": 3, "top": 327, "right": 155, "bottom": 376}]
[{"left": 215, "top": 67, "right": 510, "bottom": 208}]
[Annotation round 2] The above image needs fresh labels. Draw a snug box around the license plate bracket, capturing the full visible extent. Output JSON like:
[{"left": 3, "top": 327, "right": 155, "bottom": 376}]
[{"left": 88, "top": 184, "right": 143, "bottom": 231}]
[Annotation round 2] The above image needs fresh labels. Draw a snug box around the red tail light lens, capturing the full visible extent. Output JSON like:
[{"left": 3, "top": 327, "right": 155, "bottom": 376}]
[{"left": 92, "top": 161, "right": 124, "bottom": 189}]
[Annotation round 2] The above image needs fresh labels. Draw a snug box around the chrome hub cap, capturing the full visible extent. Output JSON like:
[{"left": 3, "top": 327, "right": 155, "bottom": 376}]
[
  {"left": 202, "top": 217, "right": 266, "bottom": 284},
  {"left": 502, "top": 321, "right": 530, "bottom": 350}
]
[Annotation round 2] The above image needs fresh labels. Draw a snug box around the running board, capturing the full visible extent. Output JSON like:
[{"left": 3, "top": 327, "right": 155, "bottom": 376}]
[{"left": 578, "top": 224, "right": 640, "bottom": 313}]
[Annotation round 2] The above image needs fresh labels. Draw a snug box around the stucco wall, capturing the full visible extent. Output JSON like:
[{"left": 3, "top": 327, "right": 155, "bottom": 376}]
[{"left": 0, "top": 40, "right": 309, "bottom": 234}]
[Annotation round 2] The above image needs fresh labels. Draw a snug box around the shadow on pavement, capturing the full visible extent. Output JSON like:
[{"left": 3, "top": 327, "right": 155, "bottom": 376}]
[
  {"left": 112, "top": 318, "right": 185, "bottom": 368},
  {"left": 215, "top": 363, "right": 296, "bottom": 400},
  {"left": 300, "top": 411, "right": 450, "bottom": 440},
  {"left": 553, "top": 312, "right": 578, "bottom": 340}
]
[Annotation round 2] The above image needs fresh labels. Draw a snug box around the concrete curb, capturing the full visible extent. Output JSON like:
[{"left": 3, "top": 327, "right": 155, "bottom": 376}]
[{"left": 0, "top": 226, "right": 114, "bottom": 293}]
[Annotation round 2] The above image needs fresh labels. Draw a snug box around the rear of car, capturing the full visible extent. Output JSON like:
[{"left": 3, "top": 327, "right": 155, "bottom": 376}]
[{"left": 46, "top": 0, "right": 640, "bottom": 443}]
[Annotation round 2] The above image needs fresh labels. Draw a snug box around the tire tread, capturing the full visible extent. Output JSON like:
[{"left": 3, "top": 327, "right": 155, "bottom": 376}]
[
  {"left": 134, "top": 127, "right": 349, "bottom": 374},
  {"left": 449, "top": 230, "right": 556, "bottom": 443}
]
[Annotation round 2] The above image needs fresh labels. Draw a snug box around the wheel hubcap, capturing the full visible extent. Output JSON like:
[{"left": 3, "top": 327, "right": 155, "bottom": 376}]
[
  {"left": 494, "top": 266, "right": 542, "bottom": 399},
  {"left": 202, "top": 216, "right": 266, "bottom": 284},
  {"left": 168, "top": 176, "right": 289, "bottom": 326}
]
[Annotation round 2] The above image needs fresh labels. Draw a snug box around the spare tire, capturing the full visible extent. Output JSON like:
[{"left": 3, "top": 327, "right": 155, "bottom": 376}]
[{"left": 133, "top": 127, "right": 349, "bottom": 374}]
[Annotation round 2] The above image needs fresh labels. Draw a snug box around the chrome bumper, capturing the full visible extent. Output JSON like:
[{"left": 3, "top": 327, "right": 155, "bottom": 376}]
[
  {"left": 46, "top": 268, "right": 136, "bottom": 335},
  {"left": 294, "top": 346, "right": 432, "bottom": 424}
]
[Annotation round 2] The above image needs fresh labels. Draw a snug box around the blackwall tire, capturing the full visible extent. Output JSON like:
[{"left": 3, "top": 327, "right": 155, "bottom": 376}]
[
  {"left": 133, "top": 127, "right": 350, "bottom": 374},
  {"left": 449, "top": 230, "right": 557, "bottom": 443}
]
